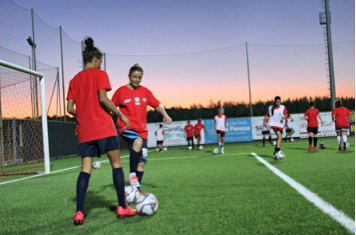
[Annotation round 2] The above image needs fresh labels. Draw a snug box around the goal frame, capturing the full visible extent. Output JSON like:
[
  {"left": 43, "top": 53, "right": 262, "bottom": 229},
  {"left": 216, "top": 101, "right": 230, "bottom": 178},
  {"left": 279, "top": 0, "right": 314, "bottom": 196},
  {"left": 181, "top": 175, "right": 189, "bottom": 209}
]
[{"left": 0, "top": 59, "right": 50, "bottom": 174}]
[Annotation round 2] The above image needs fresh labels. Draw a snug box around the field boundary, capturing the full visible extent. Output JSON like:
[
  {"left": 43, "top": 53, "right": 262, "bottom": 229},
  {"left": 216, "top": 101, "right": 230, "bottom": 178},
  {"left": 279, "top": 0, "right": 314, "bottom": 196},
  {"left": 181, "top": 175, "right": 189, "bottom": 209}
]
[{"left": 251, "top": 152, "right": 355, "bottom": 233}]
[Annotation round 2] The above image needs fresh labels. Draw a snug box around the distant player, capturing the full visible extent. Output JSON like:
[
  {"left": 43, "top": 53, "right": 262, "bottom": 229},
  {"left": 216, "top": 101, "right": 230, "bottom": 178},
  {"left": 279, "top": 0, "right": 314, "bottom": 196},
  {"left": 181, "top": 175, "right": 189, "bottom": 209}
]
[
  {"left": 67, "top": 37, "right": 135, "bottom": 225},
  {"left": 184, "top": 121, "right": 195, "bottom": 149},
  {"left": 214, "top": 108, "right": 228, "bottom": 154},
  {"left": 262, "top": 116, "right": 272, "bottom": 147},
  {"left": 265, "top": 96, "right": 287, "bottom": 158},
  {"left": 194, "top": 118, "right": 208, "bottom": 150},
  {"left": 284, "top": 114, "right": 294, "bottom": 142},
  {"left": 111, "top": 64, "right": 172, "bottom": 189},
  {"left": 155, "top": 124, "right": 165, "bottom": 152},
  {"left": 304, "top": 101, "right": 324, "bottom": 151},
  {"left": 332, "top": 99, "right": 351, "bottom": 150}
]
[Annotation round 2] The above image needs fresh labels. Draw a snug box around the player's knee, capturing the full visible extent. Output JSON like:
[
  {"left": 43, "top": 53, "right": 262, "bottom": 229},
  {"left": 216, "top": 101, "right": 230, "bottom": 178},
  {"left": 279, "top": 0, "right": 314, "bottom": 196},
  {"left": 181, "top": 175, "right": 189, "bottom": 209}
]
[
  {"left": 133, "top": 138, "right": 143, "bottom": 151},
  {"left": 137, "top": 162, "right": 145, "bottom": 171}
]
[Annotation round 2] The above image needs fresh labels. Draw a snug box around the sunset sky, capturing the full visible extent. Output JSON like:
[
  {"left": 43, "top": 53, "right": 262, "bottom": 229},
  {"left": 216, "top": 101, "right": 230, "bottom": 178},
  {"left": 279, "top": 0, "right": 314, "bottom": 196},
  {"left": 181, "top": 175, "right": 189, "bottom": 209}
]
[{"left": 0, "top": 0, "right": 354, "bottom": 115}]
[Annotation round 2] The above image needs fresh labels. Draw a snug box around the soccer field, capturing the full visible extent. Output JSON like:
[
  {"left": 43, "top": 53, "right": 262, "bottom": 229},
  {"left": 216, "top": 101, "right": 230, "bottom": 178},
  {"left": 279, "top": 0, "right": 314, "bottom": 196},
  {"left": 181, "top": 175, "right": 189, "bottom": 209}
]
[{"left": 0, "top": 137, "right": 354, "bottom": 234}]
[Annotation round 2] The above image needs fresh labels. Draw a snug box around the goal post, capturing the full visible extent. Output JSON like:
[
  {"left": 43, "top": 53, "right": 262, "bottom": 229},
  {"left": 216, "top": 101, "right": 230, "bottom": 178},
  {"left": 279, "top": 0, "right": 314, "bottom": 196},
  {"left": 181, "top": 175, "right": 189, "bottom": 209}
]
[{"left": 0, "top": 59, "right": 50, "bottom": 174}]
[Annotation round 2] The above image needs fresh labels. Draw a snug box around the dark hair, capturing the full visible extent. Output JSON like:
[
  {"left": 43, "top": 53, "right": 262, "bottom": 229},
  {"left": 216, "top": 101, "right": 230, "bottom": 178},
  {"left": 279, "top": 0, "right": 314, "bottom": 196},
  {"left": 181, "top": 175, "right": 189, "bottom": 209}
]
[
  {"left": 159, "top": 124, "right": 163, "bottom": 128},
  {"left": 187, "top": 120, "right": 190, "bottom": 124},
  {"left": 334, "top": 99, "right": 342, "bottom": 107},
  {"left": 129, "top": 63, "right": 144, "bottom": 76},
  {"left": 309, "top": 101, "right": 314, "bottom": 107},
  {"left": 82, "top": 37, "right": 102, "bottom": 65},
  {"left": 198, "top": 118, "right": 202, "bottom": 123},
  {"left": 272, "top": 96, "right": 281, "bottom": 116}
]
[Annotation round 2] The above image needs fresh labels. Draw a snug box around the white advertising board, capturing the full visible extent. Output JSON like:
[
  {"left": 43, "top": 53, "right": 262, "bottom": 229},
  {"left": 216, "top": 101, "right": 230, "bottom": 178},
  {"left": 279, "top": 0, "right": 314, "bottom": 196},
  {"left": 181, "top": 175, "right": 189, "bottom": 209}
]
[{"left": 298, "top": 112, "right": 337, "bottom": 138}]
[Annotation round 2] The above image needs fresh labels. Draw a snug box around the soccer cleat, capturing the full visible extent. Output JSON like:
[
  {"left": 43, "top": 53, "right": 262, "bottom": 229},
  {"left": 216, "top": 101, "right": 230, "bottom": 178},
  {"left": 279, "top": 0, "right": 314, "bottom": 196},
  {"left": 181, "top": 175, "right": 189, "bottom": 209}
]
[
  {"left": 117, "top": 204, "right": 136, "bottom": 217},
  {"left": 156, "top": 148, "right": 159, "bottom": 152},
  {"left": 338, "top": 147, "right": 342, "bottom": 150},
  {"left": 73, "top": 211, "right": 84, "bottom": 225},
  {"left": 308, "top": 145, "right": 312, "bottom": 151},
  {"left": 343, "top": 142, "right": 347, "bottom": 151},
  {"left": 313, "top": 147, "right": 318, "bottom": 151},
  {"left": 129, "top": 175, "right": 140, "bottom": 188},
  {"left": 221, "top": 150, "right": 224, "bottom": 154}
]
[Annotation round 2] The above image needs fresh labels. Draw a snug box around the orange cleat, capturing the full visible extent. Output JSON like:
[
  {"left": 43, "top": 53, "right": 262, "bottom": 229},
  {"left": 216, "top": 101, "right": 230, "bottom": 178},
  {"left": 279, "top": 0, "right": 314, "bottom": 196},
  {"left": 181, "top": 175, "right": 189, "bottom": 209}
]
[
  {"left": 73, "top": 211, "right": 84, "bottom": 225},
  {"left": 308, "top": 145, "right": 312, "bottom": 151},
  {"left": 129, "top": 174, "right": 140, "bottom": 188},
  {"left": 117, "top": 204, "right": 136, "bottom": 217}
]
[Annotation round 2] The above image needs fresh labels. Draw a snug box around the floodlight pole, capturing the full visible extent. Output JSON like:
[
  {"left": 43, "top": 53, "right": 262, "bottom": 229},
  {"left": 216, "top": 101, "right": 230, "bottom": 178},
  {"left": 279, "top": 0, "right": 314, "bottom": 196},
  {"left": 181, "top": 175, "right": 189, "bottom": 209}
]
[
  {"left": 320, "top": 0, "right": 336, "bottom": 109},
  {"left": 59, "top": 26, "right": 66, "bottom": 122},
  {"left": 245, "top": 43, "right": 253, "bottom": 117}
]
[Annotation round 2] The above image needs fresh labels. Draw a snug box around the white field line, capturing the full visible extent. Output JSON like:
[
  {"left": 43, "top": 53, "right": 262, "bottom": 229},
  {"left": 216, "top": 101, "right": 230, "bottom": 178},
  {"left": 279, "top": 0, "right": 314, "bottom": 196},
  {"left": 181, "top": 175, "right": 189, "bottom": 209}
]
[{"left": 251, "top": 152, "right": 355, "bottom": 233}]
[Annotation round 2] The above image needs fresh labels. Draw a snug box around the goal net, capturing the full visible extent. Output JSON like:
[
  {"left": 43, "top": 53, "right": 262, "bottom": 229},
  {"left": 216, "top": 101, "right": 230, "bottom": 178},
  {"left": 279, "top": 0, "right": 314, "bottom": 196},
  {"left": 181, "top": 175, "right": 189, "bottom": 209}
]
[{"left": 0, "top": 60, "right": 50, "bottom": 176}]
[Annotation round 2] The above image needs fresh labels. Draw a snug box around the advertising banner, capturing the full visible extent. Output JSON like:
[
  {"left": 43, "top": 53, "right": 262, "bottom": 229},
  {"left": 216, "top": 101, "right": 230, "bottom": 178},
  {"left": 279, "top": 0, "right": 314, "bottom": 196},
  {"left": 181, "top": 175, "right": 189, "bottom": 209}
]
[
  {"left": 299, "top": 112, "right": 337, "bottom": 138},
  {"left": 204, "top": 117, "right": 253, "bottom": 144}
]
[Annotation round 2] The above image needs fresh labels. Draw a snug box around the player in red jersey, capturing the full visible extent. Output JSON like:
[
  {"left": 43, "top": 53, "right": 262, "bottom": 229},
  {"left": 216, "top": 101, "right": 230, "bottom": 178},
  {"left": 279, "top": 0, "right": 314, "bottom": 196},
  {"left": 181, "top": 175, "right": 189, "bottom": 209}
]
[
  {"left": 304, "top": 101, "right": 324, "bottom": 151},
  {"left": 332, "top": 99, "right": 351, "bottom": 150},
  {"left": 194, "top": 118, "right": 208, "bottom": 150},
  {"left": 214, "top": 108, "right": 228, "bottom": 153},
  {"left": 111, "top": 64, "right": 172, "bottom": 189},
  {"left": 265, "top": 96, "right": 288, "bottom": 158},
  {"left": 184, "top": 121, "right": 195, "bottom": 150},
  {"left": 67, "top": 38, "right": 135, "bottom": 225}
]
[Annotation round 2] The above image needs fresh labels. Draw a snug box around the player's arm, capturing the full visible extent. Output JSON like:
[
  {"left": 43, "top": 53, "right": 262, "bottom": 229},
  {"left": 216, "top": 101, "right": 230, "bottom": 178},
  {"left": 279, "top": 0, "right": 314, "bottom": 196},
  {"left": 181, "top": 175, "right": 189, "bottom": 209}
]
[
  {"left": 264, "top": 115, "right": 268, "bottom": 127},
  {"left": 214, "top": 121, "right": 216, "bottom": 131},
  {"left": 155, "top": 105, "right": 172, "bottom": 124},
  {"left": 67, "top": 99, "right": 76, "bottom": 116},
  {"left": 98, "top": 89, "right": 130, "bottom": 128},
  {"left": 225, "top": 117, "right": 228, "bottom": 128},
  {"left": 332, "top": 114, "right": 336, "bottom": 122},
  {"left": 317, "top": 113, "right": 324, "bottom": 125},
  {"left": 204, "top": 126, "right": 208, "bottom": 135}
]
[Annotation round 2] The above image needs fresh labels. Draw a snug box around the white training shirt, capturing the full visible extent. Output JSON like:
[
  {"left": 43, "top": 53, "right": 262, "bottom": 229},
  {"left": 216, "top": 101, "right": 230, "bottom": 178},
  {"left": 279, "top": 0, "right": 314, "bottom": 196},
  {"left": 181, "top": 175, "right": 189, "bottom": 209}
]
[
  {"left": 262, "top": 118, "right": 270, "bottom": 131},
  {"left": 155, "top": 129, "right": 165, "bottom": 141},
  {"left": 267, "top": 104, "right": 287, "bottom": 128},
  {"left": 214, "top": 115, "right": 227, "bottom": 131},
  {"left": 285, "top": 118, "right": 292, "bottom": 129}
]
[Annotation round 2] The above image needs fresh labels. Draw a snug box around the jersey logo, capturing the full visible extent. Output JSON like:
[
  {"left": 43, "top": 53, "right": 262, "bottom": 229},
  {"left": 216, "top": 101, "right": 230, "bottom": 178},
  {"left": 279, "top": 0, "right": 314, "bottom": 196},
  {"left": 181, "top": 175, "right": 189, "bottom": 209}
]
[
  {"left": 143, "top": 98, "right": 147, "bottom": 102},
  {"left": 135, "top": 97, "right": 140, "bottom": 105},
  {"left": 124, "top": 98, "right": 131, "bottom": 103}
]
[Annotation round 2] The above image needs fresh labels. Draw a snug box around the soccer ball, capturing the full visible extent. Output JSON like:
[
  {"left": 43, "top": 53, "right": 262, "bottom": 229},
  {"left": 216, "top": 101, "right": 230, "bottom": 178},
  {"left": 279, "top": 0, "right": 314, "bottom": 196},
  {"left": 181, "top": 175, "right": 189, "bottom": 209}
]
[
  {"left": 290, "top": 138, "right": 294, "bottom": 142},
  {"left": 319, "top": 143, "right": 326, "bottom": 149},
  {"left": 198, "top": 146, "right": 203, "bottom": 150},
  {"left": 275, "top": 151, "right": 284, "bottom": 160},
  {"left": 93, "top": 161, "right": 101, "bottom": 169},
  {"left": 125, "top": 186, "right": 139, "bottom": 203},
  {"left": 135, "top": 193, "right": 158, "bottom": 215},
  {"left": 163, "top": 147, "right": 167, "bottom": 151},
  {"left": 188, "top": 146, "right": 192, "bottom": 150},
  {"left": 346, "top": 143, "right": 350, "bottom": 149},
  {"left": 213, "top": 148, "right": 219, "bottom": 155},
  {"left": 273, "top": 141, "right": 276, "bottom": 146}
]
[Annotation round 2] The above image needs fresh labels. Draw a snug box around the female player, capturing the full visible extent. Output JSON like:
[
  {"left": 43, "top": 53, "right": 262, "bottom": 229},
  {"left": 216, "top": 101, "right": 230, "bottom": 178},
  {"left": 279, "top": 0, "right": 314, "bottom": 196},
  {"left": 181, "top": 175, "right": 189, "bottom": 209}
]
[
  {"left": 194, "top": 118, "right": 208, "bottom": 150},
  {"left": 332, "top": 99, "right": 351, "bottom": 150},
  {"left": 67, "top": 37, "right": 135, "bottom": 225},
  {"left": 155, "top": 124, "right": 165, "bottom": 152},
  {"left": 284, "top": 114, "right": 294, "bottom": 142},
  {"left": 304, "top": 101, "right": 324, "bottom": 151},
  {"left": 111, "top": 64, "right": 172, "bottom": 189},
  {"left": 262, "top": 115, "right": 272, "bottom": 147},
  {"left": 265, "top": 96, "right": 288, "bottom": 158},
  {"left": 184, "top": 120, "right": 195, "bottom": 150},
  {"left": 214, "top": 108, "right": 228, "bottom": 154}
]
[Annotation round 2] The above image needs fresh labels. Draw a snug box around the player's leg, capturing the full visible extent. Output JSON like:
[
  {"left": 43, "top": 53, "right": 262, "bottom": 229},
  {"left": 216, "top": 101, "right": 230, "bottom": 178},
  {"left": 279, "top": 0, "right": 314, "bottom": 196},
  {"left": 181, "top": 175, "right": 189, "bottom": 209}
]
[
  {"left": 274, "top": 129, "right": 282, "bottom": 157},
  {"left": 217, "top": 131, "right": 222, "bottom": 148},
  {"left": 313, "top": 128, "right": 318, "bottom": 150},
  {"left": 191, "top": 137, "right": 195, "bottom": 150},
  {"left": 336, "top": 130, "right": 342, "bottom": 150},
  {"left": 268, "top": 132, "right": 272, "bottom": 144},
  {"left": 221, "top": 133, "right": 225, "bottom": 153},
  {"left": 342, "top": 130, "right": 348, "bottom": 150},
  {"left": 307, "top": 127, "right": 313, "bottom": 151},
  {"left": 197, "top": 136, "right": 201, "bottom": 149},
  {"left": 156, "top": 141, "right": 159, "bottom": 152},
  {"left": 262, "top": 133, "right": 266, "bottom": 146},
  {"left": 136, "top": 139, "right": 148, "bottom": 190}
]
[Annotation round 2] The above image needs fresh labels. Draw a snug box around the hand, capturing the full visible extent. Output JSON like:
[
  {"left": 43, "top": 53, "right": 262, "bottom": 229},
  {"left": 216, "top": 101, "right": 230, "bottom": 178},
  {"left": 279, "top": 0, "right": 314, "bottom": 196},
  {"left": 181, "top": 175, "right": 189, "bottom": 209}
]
[
  {"left": 120, "top": 115, "right": 130, "bottom": 129},
  {"left": 163, "top": 116, "right": 172, "bottom": 124}
]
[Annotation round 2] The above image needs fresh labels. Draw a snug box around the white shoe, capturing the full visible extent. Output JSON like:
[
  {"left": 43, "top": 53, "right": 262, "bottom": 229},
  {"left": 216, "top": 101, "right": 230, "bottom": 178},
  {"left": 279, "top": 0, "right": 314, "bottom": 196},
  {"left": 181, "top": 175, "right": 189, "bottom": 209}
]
[
  {"left": 129, "top": 173, "right": 140, "bottom": 188},
  {"left": 221, "top": 150, "right": 224, "bottom": 154}
]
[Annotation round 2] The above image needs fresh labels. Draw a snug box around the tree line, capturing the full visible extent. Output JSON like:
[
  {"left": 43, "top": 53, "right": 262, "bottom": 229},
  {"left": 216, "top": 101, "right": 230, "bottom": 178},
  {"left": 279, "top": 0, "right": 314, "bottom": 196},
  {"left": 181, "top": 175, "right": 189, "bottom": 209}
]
[{"left": 51, "top": 96, "right": 355, "bottom": 123}]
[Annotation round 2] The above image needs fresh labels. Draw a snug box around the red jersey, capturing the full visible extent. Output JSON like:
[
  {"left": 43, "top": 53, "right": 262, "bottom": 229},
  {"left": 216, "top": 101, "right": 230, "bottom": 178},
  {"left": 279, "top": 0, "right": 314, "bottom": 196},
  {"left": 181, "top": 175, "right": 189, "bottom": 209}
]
[
  {"left": 194, "top": 123, "right": 205, "bottom": 136},
  {"left": 67, "top": 68, "right": 117, "bottom": 143},
  {"left": 111, "top": 85, "right": 160, "bottom": 139},
  {"left": 304, "top": 108, "right": 320, "bottom": 127},
  {"left": 332, "top": 107, "right": 351, "bottom": 128},
  {"left": 184, "top": 124, "right": 194, "bottom": 138}
]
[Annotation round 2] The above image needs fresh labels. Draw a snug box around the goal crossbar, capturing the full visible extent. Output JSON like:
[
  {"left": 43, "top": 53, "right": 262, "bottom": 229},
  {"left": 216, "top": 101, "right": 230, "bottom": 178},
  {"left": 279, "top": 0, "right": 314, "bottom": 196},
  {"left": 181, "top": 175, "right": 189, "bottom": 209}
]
[{"left": 0, "top": 59, "right": 50, "bottom": 174}]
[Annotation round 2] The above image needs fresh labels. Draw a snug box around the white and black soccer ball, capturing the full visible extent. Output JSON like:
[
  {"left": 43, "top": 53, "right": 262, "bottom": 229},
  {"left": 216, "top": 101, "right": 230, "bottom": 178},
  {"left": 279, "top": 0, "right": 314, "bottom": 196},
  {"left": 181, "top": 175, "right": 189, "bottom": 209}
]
[
  {"left": 319, "top": 143, "right": 326, "bottom": 149},
  {"left": 135, "top": 193, "right": 158, "bottom": 215},
  {"left": 188, "top": 146, "right": 192, "bottom": 150},
  {"left": 275, "top": 151, "right": 284, "bottom": 160},
  {"left": 273, "top": 141, "right": 276, "bottom": 146},
  {"left": 290, "top": 138, "right": 294, "bottom": 142},
  {"left": 198, "top": 146, "right": 203, "bottom": 150},
  {"left": 125, "top": 186, "right": 139, "bottom": 203},
  {"left": 92, "top": 161, "right": 101, "bottom": 169},
  {"left": 163, "top": 147, "right": 167, "bottom": 151},
  {"left": 346, "top": 143, "right": 350, "bottom": 149},
  {"left": 213, "top": 148, "right": 219, "bottom": 155}
]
